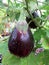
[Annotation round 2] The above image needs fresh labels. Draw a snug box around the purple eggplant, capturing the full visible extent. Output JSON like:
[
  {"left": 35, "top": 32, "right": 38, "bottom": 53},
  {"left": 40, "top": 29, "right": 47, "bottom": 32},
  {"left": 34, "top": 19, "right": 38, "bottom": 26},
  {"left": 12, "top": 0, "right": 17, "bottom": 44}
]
[{"left": 8, "top": 21, "right": 34, "bottom": 57}]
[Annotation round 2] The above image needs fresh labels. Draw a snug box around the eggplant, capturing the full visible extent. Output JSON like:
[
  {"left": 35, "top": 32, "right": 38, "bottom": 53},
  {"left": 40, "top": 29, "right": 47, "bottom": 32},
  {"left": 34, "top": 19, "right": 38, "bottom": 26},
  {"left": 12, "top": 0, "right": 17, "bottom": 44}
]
[
  {"left": 26, "top": 11, "right": 39, "bottom": 28},
  {"left": 8, "top": 21, "right": 34, "bottom": 57}
]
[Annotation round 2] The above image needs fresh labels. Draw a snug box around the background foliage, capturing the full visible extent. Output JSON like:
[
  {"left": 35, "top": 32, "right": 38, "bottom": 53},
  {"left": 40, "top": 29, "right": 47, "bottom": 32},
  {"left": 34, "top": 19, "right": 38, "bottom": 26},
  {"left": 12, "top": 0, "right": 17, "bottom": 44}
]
[{"left": 0, "top": 0, "right": 49, "bottom": 65}]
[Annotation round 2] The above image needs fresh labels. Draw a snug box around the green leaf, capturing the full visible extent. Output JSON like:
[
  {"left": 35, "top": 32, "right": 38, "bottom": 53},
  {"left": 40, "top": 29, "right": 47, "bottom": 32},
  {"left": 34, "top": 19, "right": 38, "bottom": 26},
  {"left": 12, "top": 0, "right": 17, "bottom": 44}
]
[
  {"left": 42, "top": 38, "right": 49, "bottom": 49},
  {"left": 45, "top": 29, "right": 49, "bottom": 38},
  {"left": 33, "top": 28, "right": 42, "bottom": 41},
  {"left": 40, "top": 4, "right": 49, "bottom": 10},
  {"left": 15, "top": 12, "right": 20, "bottom": 21}
]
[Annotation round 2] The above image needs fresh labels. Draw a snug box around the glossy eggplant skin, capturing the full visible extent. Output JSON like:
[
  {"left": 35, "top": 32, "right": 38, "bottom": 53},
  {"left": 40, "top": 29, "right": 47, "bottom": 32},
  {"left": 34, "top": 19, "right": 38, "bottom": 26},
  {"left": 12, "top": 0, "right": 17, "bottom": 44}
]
[
  {"left": 8, "top": 27, "right": 34, "bottom": 57},
  {"left": 26, "top": 11, "right": 39, "bottom": 28}
]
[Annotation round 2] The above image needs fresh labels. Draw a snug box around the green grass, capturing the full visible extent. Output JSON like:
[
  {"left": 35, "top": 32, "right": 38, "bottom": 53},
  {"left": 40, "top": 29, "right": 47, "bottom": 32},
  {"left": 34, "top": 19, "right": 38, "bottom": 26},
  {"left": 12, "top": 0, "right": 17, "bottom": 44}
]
[{"left": 0, "top": 40, "right": 49, "bottom": 65}]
